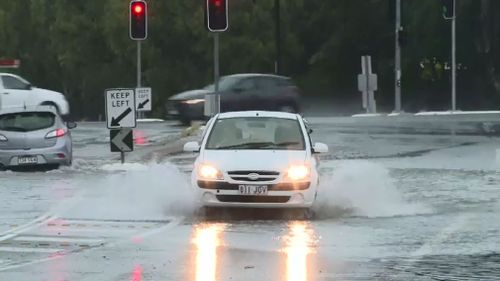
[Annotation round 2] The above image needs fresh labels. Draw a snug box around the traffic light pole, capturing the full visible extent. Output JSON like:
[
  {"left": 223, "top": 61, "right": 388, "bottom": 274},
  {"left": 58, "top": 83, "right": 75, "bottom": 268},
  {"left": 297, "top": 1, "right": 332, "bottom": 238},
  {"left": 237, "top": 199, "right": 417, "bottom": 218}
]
[
  {"left": 394, "top": 0, "right": 402, "bottom": 113},
  {"left": 451, "top": 3, "right": 457, "bottom": 111},
  {"left": 213, "top": 33, "right": 220, "bottom": 115},
  {"left": 137, "top": 40, "right": 144, "bottom": 119},
  {"left": 275, "top": 0, "right": 281, "bottom": 74}
]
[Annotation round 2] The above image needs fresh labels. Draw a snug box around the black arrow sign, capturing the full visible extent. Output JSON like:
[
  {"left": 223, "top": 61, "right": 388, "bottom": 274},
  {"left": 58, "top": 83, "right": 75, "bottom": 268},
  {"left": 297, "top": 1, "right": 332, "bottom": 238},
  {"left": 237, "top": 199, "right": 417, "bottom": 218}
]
[
  {"left": 138, "top": 99, "right": 150, "bottom": 109},
  {"left": 111, "top": 107, "right": 132, "bottom": 127}
]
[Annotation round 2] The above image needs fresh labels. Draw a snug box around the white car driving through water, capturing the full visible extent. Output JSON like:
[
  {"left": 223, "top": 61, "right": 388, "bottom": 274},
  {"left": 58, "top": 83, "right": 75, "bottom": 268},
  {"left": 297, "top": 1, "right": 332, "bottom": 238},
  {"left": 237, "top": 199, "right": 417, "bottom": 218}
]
[{"left": 183, "top": 111, "right": 329, "bottom": 208}]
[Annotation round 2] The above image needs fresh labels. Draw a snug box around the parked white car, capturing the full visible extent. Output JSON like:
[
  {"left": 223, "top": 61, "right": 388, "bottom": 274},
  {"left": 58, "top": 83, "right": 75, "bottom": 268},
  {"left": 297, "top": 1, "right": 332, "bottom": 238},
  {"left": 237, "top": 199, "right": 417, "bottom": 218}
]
[
  {"left": 0, "top": 73, "right": 69, "bottom": 115},
  {"left": 183, "top": 111, "right": 329, "bottom": 209}
]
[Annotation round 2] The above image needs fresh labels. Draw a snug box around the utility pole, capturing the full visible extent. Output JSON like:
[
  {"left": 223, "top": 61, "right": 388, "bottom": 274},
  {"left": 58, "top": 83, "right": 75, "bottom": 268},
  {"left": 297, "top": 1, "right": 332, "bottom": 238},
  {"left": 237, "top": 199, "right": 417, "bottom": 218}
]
[
  {"left": 451, "top": 2, "right": 457, "bottom": 111},
  {"left": 394, "top": 0, "right": 402, "bottom": 113}
]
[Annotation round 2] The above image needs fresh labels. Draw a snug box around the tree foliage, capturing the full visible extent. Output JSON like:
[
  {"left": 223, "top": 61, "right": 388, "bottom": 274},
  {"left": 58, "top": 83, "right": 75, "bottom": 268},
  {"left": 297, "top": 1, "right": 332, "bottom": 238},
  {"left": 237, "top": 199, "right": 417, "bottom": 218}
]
[{"left": 0, "top": 0, "right": 499, "bottom": 119}]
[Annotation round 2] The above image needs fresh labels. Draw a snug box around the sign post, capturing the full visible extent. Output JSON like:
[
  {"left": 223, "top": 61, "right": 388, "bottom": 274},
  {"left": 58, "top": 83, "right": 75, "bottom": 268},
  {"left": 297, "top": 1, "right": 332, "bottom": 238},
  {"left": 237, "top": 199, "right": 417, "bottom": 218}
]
[
  {"left": 105, "top": 88, "right": 136, "bottom": 163},
  {"left": 357, "top": 56, "right": 378, "bottom": 114}
]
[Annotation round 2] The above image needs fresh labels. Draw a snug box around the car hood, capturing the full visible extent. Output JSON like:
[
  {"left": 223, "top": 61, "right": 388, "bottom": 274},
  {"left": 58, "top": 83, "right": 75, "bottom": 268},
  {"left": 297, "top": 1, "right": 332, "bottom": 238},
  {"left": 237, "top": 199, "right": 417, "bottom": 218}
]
[
  {"left": 201, "top": 150, "right": 308, "bottom": 172},
  {"left": 169, "top": 89, "right": 211, "bottom": 101}
]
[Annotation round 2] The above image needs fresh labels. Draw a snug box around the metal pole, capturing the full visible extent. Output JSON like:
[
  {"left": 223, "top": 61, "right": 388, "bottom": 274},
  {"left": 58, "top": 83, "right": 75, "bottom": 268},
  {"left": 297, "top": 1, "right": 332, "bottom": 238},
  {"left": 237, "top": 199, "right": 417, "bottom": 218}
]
[
  {"left": 366, "top": 56, "right": 375, "bottom": 114},
  {"left": 137, "top": 40, "right": 143, "bottom": 119},
  {"left": 121, "top": 151, "right": 125, "bottom": 164},
  {"left": 451, "top": 1, "right": 457, "bottom": 111},
  {"left": 275, "top": 0, "right": 281, "bottom": 74},
  {"left": 394, "top": 0, "right": 402, "bottom": 113},
  {"left": 214, "top": 33, "right": 220, "bottom": 114}
]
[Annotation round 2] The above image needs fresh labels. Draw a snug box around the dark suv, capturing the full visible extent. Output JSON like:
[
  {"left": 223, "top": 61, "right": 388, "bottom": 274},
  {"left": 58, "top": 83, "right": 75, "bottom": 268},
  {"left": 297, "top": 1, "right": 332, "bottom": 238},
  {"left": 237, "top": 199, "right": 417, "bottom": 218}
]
[{"left": 166, "top": 74, "right": 301, "bottom": 124}]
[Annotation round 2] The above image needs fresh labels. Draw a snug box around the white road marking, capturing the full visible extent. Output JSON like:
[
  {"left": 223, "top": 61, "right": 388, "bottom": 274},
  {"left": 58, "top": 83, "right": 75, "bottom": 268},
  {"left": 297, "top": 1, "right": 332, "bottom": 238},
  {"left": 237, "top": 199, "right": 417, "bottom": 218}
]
[
  {"left": 0, "top": 247, "right": 62, "bottom": 253},
  {"left": 0, "top": 234, "right": 17, "bottom": 242},
  {"left": 0, "top": 217, "right": 181, "bottom": 272},
  {"left": 13, "top": 236, "right": 103, "bottom": 244},
  {"left": 0, "top": 214, "right": 54, "bottom": 238}
]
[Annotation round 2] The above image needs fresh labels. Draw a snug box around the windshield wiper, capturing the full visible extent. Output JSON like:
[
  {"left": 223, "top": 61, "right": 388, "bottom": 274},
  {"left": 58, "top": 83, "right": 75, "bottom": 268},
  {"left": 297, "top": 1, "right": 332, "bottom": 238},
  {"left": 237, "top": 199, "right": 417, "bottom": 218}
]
[
  {"left": 216, "top": 142, "right": 276, "bottom": 149},
  {"left": 275, "top": 141, "right": 301, "bottom": 147}
]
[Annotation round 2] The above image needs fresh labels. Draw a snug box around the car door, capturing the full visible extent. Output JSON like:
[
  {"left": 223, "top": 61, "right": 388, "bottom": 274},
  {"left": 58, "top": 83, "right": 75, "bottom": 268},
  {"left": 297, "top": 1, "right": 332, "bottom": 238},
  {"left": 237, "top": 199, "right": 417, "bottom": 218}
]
[
  {"left": 221, "top": 78, "right": 258, "bottom": 112},
  {"left": 254, "top": 77, "right": 277, "bottom": 111},
  {"left": 0, "top": 75, "right": 34, "bottom": 110}
]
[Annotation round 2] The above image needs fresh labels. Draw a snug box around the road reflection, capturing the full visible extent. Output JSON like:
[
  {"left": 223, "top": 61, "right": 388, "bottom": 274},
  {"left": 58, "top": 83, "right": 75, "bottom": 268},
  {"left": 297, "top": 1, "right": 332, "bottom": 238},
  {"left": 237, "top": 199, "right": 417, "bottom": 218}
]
[
  {"left": 284, "top": 221, "right": 316, "bottom": 281},
  {"left": 193, "top": 223, "right": 226, "bottom": 281},
  {"left": 131, "top": 264, "right": 143, "bottom": 281}
]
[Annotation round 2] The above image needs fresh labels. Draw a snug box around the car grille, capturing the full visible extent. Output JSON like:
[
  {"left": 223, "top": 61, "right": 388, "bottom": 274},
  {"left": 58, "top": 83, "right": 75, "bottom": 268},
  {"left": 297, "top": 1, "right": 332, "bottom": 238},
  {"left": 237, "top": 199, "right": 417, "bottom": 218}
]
[
  {"left": 227, "top": 170, "right": 280, "bottom": 182},
  {"left": 197, "top": 181, "right": 310, "bottom": 191},
  {"left": 216, "top": 195, "right": 291, "bottom": 203}
]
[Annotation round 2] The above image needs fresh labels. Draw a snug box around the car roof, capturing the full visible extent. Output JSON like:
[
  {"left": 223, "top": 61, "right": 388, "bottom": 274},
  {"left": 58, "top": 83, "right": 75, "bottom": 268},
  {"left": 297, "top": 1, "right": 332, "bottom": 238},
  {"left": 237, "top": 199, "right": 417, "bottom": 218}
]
[
  {"left": 0, "top": 105, "right": 58, "bottom": 115},
  {"left": 222, "top": 73, "right": 290, "bottom": 80},
  {"left": 216, "top": 111, "right": 300, "bottom": 120}
]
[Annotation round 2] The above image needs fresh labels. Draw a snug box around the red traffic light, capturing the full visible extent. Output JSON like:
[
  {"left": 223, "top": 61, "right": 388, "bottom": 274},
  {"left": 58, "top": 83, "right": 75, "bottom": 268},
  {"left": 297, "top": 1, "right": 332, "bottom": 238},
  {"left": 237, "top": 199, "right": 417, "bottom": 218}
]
[
  {"left": 206, "top": 0, "right": 228, "bottom": 32},
  {"left": 133, "top": 4, "right": 143, "bottom": 15},
  {"left": 129, "top": 1, "right": 147, "bottom": 40}
]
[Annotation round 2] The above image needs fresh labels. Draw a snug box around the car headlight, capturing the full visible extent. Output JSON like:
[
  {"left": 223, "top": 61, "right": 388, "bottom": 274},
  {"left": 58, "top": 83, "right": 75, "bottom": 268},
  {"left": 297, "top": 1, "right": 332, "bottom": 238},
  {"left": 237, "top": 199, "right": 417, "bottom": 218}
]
[
  {"left": 182, "top": 99, "right": 205, "bottom": 105},
  {"left": 285, "top": 165, "right": 310, "bottom": 181},
  {"left": 198, "top": 164, "right": 224, "bottom": 180}
]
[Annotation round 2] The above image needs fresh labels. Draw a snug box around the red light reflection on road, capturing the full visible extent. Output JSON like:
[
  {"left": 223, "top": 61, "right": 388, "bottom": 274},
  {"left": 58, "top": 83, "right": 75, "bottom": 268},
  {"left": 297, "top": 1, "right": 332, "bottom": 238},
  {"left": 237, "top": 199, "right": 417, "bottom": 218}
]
[
  {"left": 285, "top": 221, "right": 316, "bottom": 281},
  {"left": 132, "top": 265, "right": 143, "bottom": 281},
  {"left": 193, "top": 223, "right": 225, "bottom": 281},
  {"left": 133, "top": 130, "right": 148, "bottom": 145}
]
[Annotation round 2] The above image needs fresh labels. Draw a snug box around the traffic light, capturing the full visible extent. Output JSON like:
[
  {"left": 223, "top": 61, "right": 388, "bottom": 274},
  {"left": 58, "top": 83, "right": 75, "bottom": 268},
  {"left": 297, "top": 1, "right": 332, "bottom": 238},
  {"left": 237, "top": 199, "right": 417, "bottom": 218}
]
[
  {"left": 206, "top": 0, "right": 228, "bottom": 32},
  {"left": 442, "top": 0, "right": 455, "bottom": 19},
  {"left": 129, "top": 0, "right": 147, "bottom": 40}
]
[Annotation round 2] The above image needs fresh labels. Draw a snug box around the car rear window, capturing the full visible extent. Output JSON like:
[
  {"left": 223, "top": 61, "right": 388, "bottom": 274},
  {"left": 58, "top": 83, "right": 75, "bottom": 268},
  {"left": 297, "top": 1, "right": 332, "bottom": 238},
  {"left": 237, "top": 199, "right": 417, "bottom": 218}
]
[{"left": 0, "top": 112, "right": 55, "bottom": 132}]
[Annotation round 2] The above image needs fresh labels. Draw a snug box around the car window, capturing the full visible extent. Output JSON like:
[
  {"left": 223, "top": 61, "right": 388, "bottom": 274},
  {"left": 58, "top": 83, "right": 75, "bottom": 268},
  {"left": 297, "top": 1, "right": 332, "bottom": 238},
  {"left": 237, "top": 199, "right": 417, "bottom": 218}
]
[
  {"left": 205, "top": 117, "right": 305, "bottom": 150},
  {"left": 203, "top": 76, "right": 240, "bottom": 92},
  {"left": 0, "top": 112, "right": 55, "bottom": 132},
  {"left": 235, "top": 78, "right": 256, "bottom": 91},
  {"left": 2, "top": 75, "right": 29, "bottom": 90},
  {"left": 256, "top": 77, "right": 278, "bottom": 91}
]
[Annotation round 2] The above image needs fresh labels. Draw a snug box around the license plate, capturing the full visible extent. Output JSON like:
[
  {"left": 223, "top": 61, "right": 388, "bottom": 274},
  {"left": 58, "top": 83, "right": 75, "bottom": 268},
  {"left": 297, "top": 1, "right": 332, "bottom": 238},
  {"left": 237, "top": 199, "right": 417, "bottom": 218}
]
[
  {"left": 239, "top": 185, "right": 268, "bottom": 195},
  {"left": 168, "top": 110, "right": 179, "bottom": 115},
  {"left": 18, "top": 156, "right": 38, "bottom": 165}
]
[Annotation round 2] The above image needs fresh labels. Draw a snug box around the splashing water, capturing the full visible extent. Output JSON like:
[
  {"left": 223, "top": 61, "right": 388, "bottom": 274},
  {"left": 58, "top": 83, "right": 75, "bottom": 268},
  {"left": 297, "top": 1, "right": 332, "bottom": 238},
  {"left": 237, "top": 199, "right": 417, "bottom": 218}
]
[
  {"left": 65, "top": 162, "right": 197, "bottom": 220},
  {"left": 314, "top": 161, "right": 431, "bottom": 219}
]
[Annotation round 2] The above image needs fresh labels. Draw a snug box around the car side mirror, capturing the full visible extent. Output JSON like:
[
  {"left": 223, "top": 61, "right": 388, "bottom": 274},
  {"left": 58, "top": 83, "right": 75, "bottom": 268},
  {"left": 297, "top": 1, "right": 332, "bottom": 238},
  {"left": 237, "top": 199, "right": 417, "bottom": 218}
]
[
  {"left": 313, "top": 142, "right": 328, "bottom": 154},
  {"left": 184, "top": 141, "right": 200, "bottom": 152},
  {"left": 66, "top": 121, "right": 77, "bottom": 129},
  {"left": 26, "top": 83, "right": 32, "bottom": 90}
]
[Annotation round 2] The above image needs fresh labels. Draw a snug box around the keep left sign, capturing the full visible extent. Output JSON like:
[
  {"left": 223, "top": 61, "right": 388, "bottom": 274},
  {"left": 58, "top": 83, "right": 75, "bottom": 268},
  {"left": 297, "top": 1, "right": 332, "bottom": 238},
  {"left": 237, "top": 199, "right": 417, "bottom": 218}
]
[{"left": 105, "top": 88, "right": 136, "bottom": 129}]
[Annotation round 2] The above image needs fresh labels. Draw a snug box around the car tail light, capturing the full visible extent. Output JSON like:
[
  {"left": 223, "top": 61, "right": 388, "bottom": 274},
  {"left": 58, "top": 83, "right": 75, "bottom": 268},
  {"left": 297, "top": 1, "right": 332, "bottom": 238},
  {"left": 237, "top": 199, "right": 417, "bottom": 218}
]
[
  {"left": 0, "top": 134, "right": 7, "bottom": 141},
  {"left": 45, "top": 128, "right": 66, "bottom": 139}
]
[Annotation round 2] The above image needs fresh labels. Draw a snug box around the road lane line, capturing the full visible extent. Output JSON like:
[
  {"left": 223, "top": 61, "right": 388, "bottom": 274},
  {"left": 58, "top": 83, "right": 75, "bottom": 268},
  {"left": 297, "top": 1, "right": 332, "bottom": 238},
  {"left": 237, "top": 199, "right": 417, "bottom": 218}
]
[
  {"left": 0, "top": 217, "right": 181, "bottom": 272},
  {"left": 13, "top": 236, "right": 103, "bottom": 244},
  {"left": 0, "top": 247, "right": 62, "bottom": 254},
  {"left": 0, "top": 214, "right": 54, "bottom": 238}
]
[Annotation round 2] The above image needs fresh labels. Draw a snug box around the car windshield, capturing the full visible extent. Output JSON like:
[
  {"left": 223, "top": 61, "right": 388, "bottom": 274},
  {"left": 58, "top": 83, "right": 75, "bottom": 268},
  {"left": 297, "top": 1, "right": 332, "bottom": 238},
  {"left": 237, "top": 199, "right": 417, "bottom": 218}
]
[
  {"left": 0, "top": 112, "right": 55, "bottom": 132},
  {"left": 205, "top": 117, "right": 305, "bottom": 150},
  {"left": 203, "top": 76, "right": 240, "bottom": 92}
]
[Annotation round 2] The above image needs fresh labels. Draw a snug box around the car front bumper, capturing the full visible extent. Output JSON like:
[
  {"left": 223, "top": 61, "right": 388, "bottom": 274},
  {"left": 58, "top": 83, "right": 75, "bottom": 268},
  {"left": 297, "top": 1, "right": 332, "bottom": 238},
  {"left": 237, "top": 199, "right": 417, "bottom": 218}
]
[
  {"left": 194, "top": 181, "right": 317, "bottom": 209},
  {"left": 0, "top": 139, "right": 71, "bottom": 168}
]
